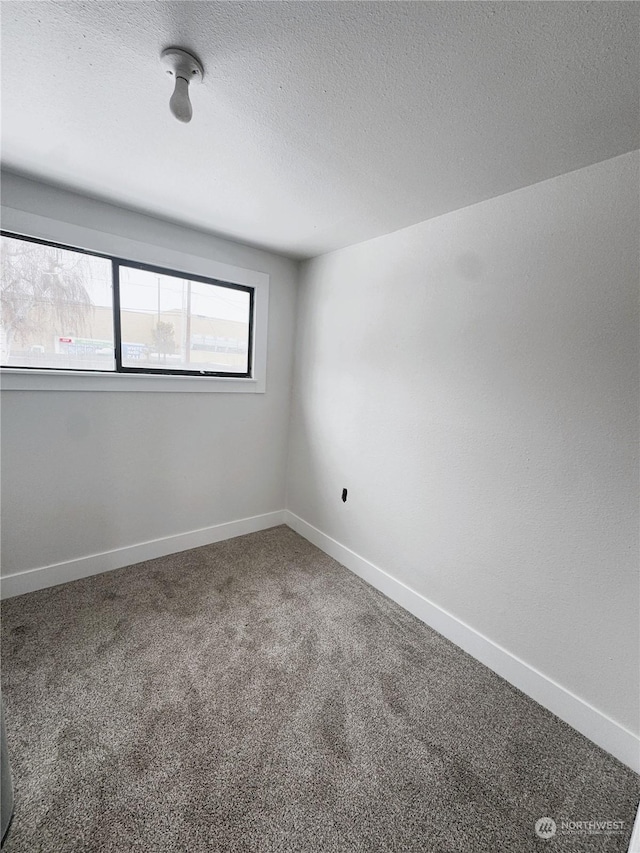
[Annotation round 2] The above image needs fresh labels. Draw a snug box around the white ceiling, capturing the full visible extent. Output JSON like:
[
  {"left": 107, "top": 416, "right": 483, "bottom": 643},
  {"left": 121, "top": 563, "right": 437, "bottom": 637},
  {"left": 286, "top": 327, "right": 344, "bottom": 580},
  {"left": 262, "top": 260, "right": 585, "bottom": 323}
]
[{"left": 1, "top": 2, "right": 638, "bottom": 259}]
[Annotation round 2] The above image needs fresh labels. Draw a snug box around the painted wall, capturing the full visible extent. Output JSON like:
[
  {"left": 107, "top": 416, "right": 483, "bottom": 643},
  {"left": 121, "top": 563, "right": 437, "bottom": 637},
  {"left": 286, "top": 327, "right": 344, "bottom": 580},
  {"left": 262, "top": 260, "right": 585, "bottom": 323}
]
[
  {"left": 287, "top": 151, "right": 640, "bottom": 737},
  {"left": 1, "top": 173, "right": 298, "bottom": 577}
]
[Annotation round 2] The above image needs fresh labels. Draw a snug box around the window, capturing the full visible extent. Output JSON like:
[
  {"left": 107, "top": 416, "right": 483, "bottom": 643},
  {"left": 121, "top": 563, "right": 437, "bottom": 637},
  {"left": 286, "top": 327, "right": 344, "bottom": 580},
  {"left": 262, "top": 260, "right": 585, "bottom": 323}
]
[
  {"left": 1, "top": 235, "right": 114, "bottom": 371},
  {"left": 1, "top": 232, "right": 254, "bottom": 379}
]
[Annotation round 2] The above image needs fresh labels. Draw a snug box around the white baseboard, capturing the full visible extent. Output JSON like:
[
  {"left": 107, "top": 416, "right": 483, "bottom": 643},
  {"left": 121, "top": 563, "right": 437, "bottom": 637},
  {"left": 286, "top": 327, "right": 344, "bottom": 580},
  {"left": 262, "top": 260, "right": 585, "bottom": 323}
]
[
  {"left": 0, "top": 511, "right": 286, "bottom": 600},
  {"left": 629, "top": 803, "right": 640, "bottom": 853},
  {"left": 284, "top": 510, "right": 640, "bottom": 775}
]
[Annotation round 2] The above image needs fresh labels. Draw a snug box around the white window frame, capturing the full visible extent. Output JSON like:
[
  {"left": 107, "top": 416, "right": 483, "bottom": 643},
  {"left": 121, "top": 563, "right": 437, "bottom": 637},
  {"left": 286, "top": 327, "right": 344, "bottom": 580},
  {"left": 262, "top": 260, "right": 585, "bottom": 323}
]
[{"left": 0, "top": 206, "right": 269, "bottom": 394}]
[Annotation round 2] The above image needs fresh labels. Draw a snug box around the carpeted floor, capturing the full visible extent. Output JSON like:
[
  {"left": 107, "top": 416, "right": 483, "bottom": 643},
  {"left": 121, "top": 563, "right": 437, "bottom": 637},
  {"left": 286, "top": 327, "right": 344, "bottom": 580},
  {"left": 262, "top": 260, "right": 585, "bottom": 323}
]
[{"left": 1, "top": 525, "right": 638, "bottom": 852}]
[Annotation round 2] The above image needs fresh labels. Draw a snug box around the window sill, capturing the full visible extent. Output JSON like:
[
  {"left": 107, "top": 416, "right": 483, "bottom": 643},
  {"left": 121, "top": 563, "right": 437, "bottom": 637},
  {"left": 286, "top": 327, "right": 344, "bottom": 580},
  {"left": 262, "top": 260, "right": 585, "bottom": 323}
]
[{"left": 0, "top": 369, "right": 265, "bottom": 393}]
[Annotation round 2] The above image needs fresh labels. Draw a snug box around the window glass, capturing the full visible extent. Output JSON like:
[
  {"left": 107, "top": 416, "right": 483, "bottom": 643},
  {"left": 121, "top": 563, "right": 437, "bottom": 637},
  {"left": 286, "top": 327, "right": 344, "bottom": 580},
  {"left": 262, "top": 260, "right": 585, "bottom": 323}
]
[
  {"left": 0, "top": 234, "right": 254, "bottom": 378},
  {"left": 118, "top": 266, "right": 251, "bottom": 375},
  {"left": 1, "top": 235, "right": 114, "bottom": 370}
]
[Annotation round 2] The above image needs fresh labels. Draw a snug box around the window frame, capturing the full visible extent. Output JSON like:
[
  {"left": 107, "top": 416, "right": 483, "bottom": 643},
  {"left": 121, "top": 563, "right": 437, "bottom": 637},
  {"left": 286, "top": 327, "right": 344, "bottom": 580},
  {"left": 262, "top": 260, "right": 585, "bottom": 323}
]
[
  {"left": 1, "top": 205, "right": 269, "bottom": 394},
  {"left": 1, "top": 230, "right": 256, "bottom": 381}
]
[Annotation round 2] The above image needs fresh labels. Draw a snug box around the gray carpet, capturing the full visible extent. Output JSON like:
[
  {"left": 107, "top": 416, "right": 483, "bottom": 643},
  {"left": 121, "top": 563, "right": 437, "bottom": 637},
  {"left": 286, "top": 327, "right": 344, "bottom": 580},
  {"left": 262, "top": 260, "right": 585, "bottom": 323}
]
[{"left": 1, "top": 525, "right": 638, "bottom": 852}]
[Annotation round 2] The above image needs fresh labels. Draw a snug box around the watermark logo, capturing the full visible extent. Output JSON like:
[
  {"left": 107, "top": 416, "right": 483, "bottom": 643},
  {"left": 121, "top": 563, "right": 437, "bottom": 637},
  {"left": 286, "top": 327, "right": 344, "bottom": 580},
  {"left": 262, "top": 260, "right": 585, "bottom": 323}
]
[
  {"left": 535, "top": 818, "right": 557, "bottom": 839},
  {"left": 534, "top": 816, "right": 625, "bottom": 840}
]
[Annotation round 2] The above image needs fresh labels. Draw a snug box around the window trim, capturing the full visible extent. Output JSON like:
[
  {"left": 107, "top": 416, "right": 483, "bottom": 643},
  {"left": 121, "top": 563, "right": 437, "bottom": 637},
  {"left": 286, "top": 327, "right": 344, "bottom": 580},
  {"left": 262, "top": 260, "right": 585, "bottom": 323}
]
[
  {"left": 1, "top": 230, "right": 256, "bottom": 380},
  {"left": 0, "top": 207, "right": 269, "bottom": 393}
]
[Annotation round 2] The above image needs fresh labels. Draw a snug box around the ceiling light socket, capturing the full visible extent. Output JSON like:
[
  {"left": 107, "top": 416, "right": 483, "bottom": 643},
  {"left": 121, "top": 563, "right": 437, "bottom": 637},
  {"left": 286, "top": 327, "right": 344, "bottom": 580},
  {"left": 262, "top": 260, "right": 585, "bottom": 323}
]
[{"left": 160, "top": 47, "right": 204, "bottom": 124}]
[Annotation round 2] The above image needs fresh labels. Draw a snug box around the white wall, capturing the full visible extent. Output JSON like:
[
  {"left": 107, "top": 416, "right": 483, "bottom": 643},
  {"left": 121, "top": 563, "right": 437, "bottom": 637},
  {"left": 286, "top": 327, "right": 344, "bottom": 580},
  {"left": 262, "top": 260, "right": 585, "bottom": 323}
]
[
  {"left": 1, "top": 173, "right": 298, "bottom": 582},
  {"left": 287, "top": 152, "right": 639, "bottom": 741}
]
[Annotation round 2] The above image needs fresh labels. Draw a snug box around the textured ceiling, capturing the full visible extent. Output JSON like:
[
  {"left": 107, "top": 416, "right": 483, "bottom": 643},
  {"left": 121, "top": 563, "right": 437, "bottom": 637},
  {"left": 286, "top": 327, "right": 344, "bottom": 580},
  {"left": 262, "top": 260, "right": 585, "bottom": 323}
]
[{"left": 1, "top": 1, "right": 638, "bottom": 259}]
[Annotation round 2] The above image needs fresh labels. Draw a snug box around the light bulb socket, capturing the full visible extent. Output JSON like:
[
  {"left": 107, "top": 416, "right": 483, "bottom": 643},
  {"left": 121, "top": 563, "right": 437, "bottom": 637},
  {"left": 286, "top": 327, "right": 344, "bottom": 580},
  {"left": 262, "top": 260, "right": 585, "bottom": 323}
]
[
  {"left": 160, "top": 48, "right": 204, "bottom": 123},
  {"left": 161, "top": 47, "right": 204, "bottom": 84}
]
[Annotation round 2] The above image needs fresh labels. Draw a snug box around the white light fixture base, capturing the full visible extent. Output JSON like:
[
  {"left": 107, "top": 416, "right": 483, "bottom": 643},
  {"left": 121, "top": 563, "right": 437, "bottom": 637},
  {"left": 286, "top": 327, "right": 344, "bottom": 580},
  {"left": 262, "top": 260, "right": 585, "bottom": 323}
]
[{"left": 160, "top": 47, "right": 204, "bottom": 123}]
